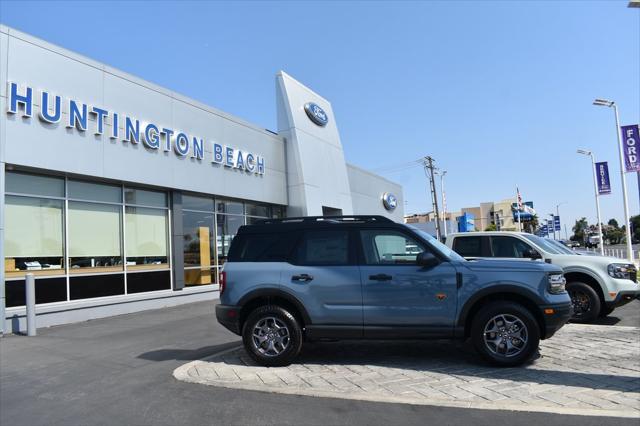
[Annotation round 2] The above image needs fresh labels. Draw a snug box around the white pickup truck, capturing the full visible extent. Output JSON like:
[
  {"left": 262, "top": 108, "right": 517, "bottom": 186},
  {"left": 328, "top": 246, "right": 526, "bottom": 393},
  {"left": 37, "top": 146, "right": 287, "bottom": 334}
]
[{"left": 446, "top": 231, "right": 640, "bottom": 322}]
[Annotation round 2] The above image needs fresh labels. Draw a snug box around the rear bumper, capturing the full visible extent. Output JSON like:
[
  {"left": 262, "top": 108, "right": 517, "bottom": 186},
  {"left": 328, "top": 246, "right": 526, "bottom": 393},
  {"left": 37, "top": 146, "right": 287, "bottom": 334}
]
[
  {"left": 215, "top": 304, "right": 241, "bottom": 335},
  {"left": 540, "top": 302, "right": 573, "bottom": 339},
  {"left": 605, "top": 290, "right": 640, "bottom": 310}
]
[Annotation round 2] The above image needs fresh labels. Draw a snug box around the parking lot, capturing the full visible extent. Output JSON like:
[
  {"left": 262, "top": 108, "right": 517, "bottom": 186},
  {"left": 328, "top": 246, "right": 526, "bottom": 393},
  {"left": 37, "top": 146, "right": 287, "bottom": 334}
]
[{"left": 1, "top": 300, "right": 639, "bottom": 425}]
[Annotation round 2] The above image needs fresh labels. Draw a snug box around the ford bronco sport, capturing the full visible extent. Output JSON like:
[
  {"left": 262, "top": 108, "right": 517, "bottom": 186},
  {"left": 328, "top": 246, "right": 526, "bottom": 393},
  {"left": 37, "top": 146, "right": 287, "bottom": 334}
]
[{"left": 216, "top": 216, "right": 572, "bottom": 367}]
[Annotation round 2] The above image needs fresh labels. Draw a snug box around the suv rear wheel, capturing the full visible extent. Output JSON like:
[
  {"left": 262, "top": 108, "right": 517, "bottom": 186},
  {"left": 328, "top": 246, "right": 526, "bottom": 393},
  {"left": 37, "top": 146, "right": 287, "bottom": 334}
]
[
  {"left": 566, "top": 281, "right": 601, "bottom": 323},
  {"left": 471, "top": 301, "right": 540, "bottom": 367},
  {"left": 242, "top": 305, "right": 303, "bottom": 367}
]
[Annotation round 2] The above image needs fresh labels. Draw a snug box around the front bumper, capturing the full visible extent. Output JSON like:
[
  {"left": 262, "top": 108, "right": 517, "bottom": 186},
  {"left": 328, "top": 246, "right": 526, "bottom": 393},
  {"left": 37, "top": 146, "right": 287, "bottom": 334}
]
[
  {"left": 539, "top": 302, "right": 573, "bottom": 339},
  {"left": 605, "top": 290, "right": 640, "bottom": 310},
  {"left": 215, "top": 303, "right": 241, "bottom": 335}
]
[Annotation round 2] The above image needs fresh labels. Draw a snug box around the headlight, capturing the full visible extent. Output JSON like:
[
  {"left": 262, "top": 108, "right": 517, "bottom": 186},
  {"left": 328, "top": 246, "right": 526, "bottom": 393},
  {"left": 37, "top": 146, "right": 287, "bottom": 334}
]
[
  {"left": 607, "top": 263, "right": 637, "bottom": 281},
  {"left": 548, "top": 273, "right": 566, "bottom": 294}
]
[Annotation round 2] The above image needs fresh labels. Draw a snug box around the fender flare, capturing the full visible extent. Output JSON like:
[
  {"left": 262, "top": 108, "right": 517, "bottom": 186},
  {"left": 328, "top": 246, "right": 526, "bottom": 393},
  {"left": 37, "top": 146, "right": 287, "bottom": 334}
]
[
  {"left": 457, "top": 284, "right": 545, "bottom": 327},
  {"left": 237, "top": 288, "right": 312, "bottom": 325}
]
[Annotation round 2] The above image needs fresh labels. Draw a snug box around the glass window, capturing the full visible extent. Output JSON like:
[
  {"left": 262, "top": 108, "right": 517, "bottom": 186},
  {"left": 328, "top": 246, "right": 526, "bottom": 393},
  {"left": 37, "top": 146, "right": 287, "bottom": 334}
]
[
  {"left": 217, "top": 214, "right": 244, "bottom": 264},
  {"left": 246, "top": 216, "right": 267, "bottom": 225},
  {"left": 182, "top": 194, "right": 214, "bottom": 212},
  {"left": 6, "top": 172, "right": 64, "bottom": 198},
  {"left": 124, "top": 188, "right": 167, "bottom": 207},
  {"left": 272, "top": 206, "right": 285, "bottom": 219},
  {"left": 360, "top": 230, "right": 426, "bottom": 265},
  {"left": 216, "top": 199, "right": 243, "bottom": 215},
  {"left": 453, "top": 236, "right": 483, "bottom": 258},
  {"left": 4, "top": 196, "right": 65, "bottom": 278},
  {"left": 245, "top": 203, "right": 270, "bottom": 217},
  {"left": 294, "top": 230, "right": 349, "bottom": 265},
  {"left": 6, "top": 277, "right": 67, "bottom": 307},
  {"left": 182, "top": 211, "right": 215, "bottom": 267},
  {"left": 127, "top": 270, "right": 171, "bottom": 293},
  {"left": 68, "top": 201, "right": 123, "bottom": 272},
  {"left": 228, "top": 233, "right": 296, "bottom": 262},
  {"left": 69, "top": 273, "right": 124, "bottom": 300},
  {"left": 125, "top": 207, "right": 169, "bottom": 270},
  {"left": 68, "top": 180, "right": 121, "bottom": 203},
  {"left": 522, "top": 234, "right": 565, "bottom": 254},
  {"left": 490, "top": 236, "right": 532, "bottom": 258},
  {"left": 184, "top": 268, "right": 217, "bottom": 287}
]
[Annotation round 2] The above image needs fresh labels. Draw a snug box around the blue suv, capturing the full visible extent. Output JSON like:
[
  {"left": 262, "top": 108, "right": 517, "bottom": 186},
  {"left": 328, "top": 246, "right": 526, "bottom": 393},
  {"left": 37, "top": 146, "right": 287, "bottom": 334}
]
[{"left": 216, "top": 216, "right": 572, "bottom": 367}]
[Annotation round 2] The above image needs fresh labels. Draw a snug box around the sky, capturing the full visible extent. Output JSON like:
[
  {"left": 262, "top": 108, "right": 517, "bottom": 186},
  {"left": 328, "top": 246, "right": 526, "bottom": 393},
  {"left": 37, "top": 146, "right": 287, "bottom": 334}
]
[{"left": 0, "top": 1, "right": 639, "bottom": 234}]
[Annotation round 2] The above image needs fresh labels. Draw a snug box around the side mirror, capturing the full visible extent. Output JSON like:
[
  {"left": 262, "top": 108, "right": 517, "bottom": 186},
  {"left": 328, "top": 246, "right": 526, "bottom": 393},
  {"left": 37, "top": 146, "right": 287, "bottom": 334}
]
[
  {"left": 417, "top": 251, "right": 440, "bottom": 268},
  {"left": 524, "top": 248, "right": 541, "bottom": 259}
]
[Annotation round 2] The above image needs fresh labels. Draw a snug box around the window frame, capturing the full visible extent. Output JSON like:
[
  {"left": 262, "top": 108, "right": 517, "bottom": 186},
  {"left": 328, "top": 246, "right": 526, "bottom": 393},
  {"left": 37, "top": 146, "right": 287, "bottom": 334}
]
[
  {"left": 356, "top": 227, "right": 436, "bottom": 266},
  {"left": 288, "top": 228, "right": 356, "bottom": 266}
]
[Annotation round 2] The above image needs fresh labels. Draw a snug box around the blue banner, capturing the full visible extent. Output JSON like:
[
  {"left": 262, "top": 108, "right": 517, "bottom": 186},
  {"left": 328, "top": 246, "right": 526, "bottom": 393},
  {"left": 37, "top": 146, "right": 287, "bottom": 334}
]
[
  {"left": 595, "top": 161, "right": 612, "bottom": 195},
  {"left": 621, "top": 125, "right": 640, "bottom": 172},
  {"left": 554, "top": 215, "right": 561, "bottom": 231}
]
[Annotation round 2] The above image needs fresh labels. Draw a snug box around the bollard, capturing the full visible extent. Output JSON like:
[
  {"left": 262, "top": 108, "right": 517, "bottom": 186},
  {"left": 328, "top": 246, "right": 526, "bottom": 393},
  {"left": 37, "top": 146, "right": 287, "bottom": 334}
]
[{"left": 25, "top": 273, "right": 36, "bottom": 336}]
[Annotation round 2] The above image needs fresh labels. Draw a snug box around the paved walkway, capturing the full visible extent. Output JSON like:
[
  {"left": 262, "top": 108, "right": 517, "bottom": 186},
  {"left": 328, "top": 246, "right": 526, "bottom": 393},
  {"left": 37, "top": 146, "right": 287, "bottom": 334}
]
[{"left": 174, "top": 323, "right": 640, "bottom": 418}]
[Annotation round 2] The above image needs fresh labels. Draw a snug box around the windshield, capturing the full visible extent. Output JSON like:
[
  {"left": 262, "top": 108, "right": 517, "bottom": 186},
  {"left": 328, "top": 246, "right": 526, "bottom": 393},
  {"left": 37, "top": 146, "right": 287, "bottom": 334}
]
[
  {"left": 522, "top": 234, "right": 566, "bottom": 255},
  {"left": 410, "top": 227, "right": 466, "bottom": 262},
  {"left": 544, "top": 238, "right": 576, "bottom": 255}
]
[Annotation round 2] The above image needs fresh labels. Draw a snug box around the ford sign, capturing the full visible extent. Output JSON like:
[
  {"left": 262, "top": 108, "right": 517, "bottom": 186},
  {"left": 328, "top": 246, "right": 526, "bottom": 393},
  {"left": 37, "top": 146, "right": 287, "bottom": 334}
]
[
  {"left": 382, "top": 192, "right": 398, "bottom": 211},
  {"left": 304, "top": 102, "right": 328, "bottom": 127}
]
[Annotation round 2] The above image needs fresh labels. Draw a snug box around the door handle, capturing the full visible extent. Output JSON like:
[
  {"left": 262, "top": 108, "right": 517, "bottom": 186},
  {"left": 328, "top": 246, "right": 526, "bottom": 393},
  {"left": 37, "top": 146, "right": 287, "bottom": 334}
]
[
  {"left": 369, "top": 274, "right": 393, "bottom": 281},
  {"left": 292, "top": 274, "right": 314, "bottom": 282}
]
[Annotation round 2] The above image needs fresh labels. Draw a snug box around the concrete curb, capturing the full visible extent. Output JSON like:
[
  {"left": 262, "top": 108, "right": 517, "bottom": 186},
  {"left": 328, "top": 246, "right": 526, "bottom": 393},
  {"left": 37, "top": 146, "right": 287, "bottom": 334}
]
[{"left": 173, "top": 345, "right": 640, "bottom": 419}]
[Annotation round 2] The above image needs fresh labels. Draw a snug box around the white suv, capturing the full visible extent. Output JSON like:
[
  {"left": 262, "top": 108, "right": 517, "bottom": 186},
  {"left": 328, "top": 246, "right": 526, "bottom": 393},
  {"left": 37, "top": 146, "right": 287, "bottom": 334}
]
[{"left": 446, "top": 231, "right": 640, "bottom": 322}]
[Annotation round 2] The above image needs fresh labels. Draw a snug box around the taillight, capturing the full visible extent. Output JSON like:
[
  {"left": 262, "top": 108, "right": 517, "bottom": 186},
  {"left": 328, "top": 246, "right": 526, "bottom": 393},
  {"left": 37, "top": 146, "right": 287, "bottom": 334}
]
[{"left": 219, "top": 271, "right": 226, "bottom": 295}]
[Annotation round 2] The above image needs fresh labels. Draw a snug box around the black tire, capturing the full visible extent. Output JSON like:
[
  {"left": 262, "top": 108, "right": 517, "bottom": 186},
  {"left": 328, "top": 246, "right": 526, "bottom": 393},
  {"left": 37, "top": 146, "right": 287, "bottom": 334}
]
[
  {"left": 471, "top": 301, "right": 540, "bottom": 367},
  {"left": 598, "top": 305, "right": 615, "bottom": 318},
  {"left": 242, "top": 305, "right": 303, "bottom": 367},
  {"left": 567, "top": 281, "right": 601, "bottom": 323}
]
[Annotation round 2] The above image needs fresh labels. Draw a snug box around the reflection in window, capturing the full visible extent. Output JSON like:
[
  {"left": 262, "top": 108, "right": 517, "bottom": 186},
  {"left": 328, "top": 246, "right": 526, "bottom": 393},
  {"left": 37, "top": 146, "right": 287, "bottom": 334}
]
[
  {"left": 125, "top": 207, "right": 169, "bottom": 270},
  {"left": 245, "top": 203, "right": 270, "bottom": 217},
  {"left": 6, "top": 172, "right": 64, "bottom": 198},
  {"left": 217, "top": 214, "right": 244, "bottom": 265},
  {"left": 182, "top": 194, "right": 214, "bottom": 211},
  {"left": 68, "top": 201, "right": 123, "bottom": 273},
  {"left": 4, "top": 196, "right": 65, "bottom": 278},
  {"left": 360, "top": 230, "right": 426, "bottom": 265},
  {"left": 295, "top": 230, "right": 349, "bottom": 265},
  {"left": 216, "top": 200, "right": 243, "bottom": 215},
  {"left": 182, "top": 211, "right": 215, "bottom": 285},
  {"left": 68, "top": 180, "right": 121, "bottom": 203},
  {"left": 125, "top": 188, "right": 167, "bottom": 207}
]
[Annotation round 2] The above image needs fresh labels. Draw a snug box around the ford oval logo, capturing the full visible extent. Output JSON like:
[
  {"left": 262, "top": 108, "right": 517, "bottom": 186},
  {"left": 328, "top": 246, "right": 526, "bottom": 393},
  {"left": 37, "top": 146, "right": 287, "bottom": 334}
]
[
  {"left": 382, "top": 192, "right": 398, "bottom": 211},
  {"left": 304, "top": 102, "right": 329, "bottom": 127}
]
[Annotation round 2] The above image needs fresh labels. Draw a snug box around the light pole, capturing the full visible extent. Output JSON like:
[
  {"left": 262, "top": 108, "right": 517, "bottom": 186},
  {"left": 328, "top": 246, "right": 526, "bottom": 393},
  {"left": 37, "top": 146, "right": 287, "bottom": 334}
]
[
  {"left": 593, "top": 99, "right": 633, "bottom": 262},
  {"left": 577, "top": 149, "right": 605, "bottom": 255},
  {"left": 556, "top": 201, "right": 567, "bottom": 240},
  {"left": 439, "top": 170, "right": 448, "bottom": 238}
]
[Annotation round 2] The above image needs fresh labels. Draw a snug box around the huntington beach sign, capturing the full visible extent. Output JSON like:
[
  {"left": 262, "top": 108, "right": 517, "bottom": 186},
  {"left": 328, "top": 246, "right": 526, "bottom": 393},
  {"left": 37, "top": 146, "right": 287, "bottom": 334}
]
[{"left": 6, "top": 82, "right": 266, "bottom": 175}]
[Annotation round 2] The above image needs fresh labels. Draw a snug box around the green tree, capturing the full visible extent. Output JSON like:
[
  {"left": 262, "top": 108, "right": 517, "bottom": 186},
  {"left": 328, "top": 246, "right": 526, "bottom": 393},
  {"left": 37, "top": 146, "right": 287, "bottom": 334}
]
[
  {"left": 571, "top": 217, "right": 588, "bottom": 242},
  {"left": 485, "top": 223, "right": 497, "bottom": 231},
  {"left": 608, "top": 218, "right": 619, "bottom": 228},
  {"left": 631, "top": 215, "right": 640, "bottom": 243}
]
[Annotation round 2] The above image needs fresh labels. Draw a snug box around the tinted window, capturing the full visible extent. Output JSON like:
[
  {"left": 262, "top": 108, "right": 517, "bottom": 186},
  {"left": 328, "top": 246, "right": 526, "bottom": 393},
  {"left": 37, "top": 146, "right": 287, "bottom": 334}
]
[
  {"left": 360, "top": 230, "right": 426, "bottom": 265},
  {"left": 490, "top": 236, "right": 532, "bottom": 258},
  {"left": 453, "top": 236, "right": 483, "bottom": 257},
  {"left": 228, "top": 233, "right": 295, "bottom": 262},
  {"left": 294, "top": 230, "right": 349, "bottom": 265}
]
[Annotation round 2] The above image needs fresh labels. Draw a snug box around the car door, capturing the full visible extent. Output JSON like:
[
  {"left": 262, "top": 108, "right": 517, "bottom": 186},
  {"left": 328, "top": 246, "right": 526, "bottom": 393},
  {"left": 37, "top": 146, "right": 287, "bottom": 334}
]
[
  {"left": 279, "top": 228, "right": 363, "bottom": 331},
  {"left": 358, "top": 228, "right": 458, "bottom": 337}
]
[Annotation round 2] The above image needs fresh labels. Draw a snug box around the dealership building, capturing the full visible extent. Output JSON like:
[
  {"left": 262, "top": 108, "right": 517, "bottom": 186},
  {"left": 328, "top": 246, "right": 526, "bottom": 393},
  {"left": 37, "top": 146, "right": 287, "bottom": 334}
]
[{"left": 0, "top": 25, "right": 403, "bottom": 333}]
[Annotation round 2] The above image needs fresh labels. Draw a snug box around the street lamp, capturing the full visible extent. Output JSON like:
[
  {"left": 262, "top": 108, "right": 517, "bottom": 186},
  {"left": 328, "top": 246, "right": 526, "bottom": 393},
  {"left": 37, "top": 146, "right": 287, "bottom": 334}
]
[
  {"left": 440, "top": 171, "right": 448, "bottom": 238},
  {"left": 556, "top": 201, "right": 567, "bottom": 240},
  {"left": 593, "top": 98, "right": 633, "bottom": 261},
  {"left": 577, "top": 149, "right": 605, "bottom": 255}
]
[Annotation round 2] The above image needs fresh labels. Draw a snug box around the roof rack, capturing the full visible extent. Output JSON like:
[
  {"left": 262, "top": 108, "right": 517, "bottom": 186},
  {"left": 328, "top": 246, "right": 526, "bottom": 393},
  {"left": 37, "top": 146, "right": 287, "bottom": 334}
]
[{"left": 255, "top": 215, "right": 394, "bottom": 225}]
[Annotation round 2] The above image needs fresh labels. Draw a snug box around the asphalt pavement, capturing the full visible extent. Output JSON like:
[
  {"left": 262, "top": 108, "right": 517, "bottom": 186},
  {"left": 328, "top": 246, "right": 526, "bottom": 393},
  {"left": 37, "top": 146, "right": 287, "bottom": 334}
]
[{"left": 1, "top": 300, "right": 639, "bottom": 426}]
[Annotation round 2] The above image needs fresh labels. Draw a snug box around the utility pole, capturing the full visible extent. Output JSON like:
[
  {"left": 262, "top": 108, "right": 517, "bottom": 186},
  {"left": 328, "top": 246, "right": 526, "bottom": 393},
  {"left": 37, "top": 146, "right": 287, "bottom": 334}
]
[{"left": 422, "top": 156, "right": 442, "bottom": 240}]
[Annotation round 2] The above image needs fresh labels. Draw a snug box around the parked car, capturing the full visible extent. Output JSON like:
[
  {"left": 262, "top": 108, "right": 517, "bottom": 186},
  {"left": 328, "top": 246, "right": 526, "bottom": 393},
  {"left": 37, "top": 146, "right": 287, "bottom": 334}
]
[
  {"left": 216, "top": 216, "right": 572, "bottom": 367},
  {"left": 446, "top": 231, "right": 640, "bottom": 322}
]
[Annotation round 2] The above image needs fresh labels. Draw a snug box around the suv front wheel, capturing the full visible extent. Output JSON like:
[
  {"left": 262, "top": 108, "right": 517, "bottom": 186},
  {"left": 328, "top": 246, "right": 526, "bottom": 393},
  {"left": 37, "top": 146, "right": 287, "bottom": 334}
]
[
  {"left": 471, "top": 301, "right": 540, "bottom": 367},
  {"left": 566, "top": 281, "right": 601, "bottom": 323},
  {"left": 242, "top": 305, "right": 303, "bottom": 367}
]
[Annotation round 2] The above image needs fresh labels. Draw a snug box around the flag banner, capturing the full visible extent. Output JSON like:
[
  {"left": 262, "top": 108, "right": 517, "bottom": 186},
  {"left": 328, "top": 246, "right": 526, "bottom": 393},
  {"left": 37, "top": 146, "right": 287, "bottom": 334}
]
[
  {"left": 595, "top": 161, "right": 612, "bottom": 195},
  {"left": 621, "top": 125, "right": 640, "bottom": 172},
  {"left": 554, "top": 215, "right": 561, "bottom": 231}
]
